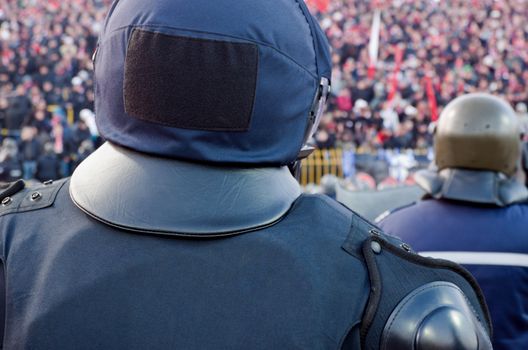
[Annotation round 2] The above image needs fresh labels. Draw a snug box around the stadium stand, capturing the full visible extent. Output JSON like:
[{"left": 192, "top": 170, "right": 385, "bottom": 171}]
[{"left": 0, "top": 0, "right": 527, "bottom": 184}]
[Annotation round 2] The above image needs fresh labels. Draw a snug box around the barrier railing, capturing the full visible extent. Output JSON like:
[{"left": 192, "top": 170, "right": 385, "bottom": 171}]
[
  {"left": 300, "top": 148, "right": 343, "bottom": 186},
  {"left": 300, "top": 147, "right": 433, "bottom": 186}
]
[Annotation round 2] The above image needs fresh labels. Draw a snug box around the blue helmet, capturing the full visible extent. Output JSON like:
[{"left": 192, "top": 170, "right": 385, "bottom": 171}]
[{"left": 94, "top": 0, "right": 331, "bottom": 166}]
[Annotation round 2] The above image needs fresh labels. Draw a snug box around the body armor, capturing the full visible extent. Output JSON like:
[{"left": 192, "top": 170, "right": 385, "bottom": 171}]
[{"left": 0, "top": 164, "right": 492, "bottom": 348}]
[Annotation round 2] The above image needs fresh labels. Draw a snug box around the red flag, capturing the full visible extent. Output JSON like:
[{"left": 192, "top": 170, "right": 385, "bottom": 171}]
[{"left": 425, "top": 75, "right": 439, "bottom": 121}]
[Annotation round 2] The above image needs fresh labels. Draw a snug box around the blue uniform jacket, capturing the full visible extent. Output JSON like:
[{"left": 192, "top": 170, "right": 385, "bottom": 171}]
[{"left": 379, "top": 199, "right": 528, "bottom": 350}]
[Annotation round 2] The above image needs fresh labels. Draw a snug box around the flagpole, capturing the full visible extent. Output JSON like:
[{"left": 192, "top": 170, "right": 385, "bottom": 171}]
[{"left": 368, "top": 8, "right": 382, "bottom": 79}]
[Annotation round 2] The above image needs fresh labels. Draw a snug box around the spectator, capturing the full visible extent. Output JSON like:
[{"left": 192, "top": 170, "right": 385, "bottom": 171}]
[
  {"left": 5, "top": 85, "right": 31, "bottom": 130},
  {"left": 517, "top": 102, "right": 528, "bottom": 139},
  {"left": 0, "top": 0, "right": 109, "bottom": 180},
  {"left": 35, "top": 142, "right": 61, "bottom": 182},
  {"left": 19, "top": 126, "right": 40, "bottom": 180},
  {"left": 0, "top": 138, "right": 22, "bottom": 182},
  {"left": 0, "top": 97, "right": 8, "bottom": 128}
]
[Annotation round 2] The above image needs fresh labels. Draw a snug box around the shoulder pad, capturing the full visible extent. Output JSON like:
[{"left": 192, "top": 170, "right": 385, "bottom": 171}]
[
  {"left": 381, "top": 281, "right": 491, "bottom": 350},
  {"left": 0, "top": 179, "right": 67, "bottom": 217},
  {"left": 359, "top": 236, "right": 492, "bottom": 350}
]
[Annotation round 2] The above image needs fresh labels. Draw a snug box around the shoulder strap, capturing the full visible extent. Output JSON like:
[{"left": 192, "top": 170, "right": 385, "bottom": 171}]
[
  {"left": 0, "top": 179, "right": 67, "bottom": 217},
  {"left": 341, "top": 210, "right": 402, "bottom": 261}
]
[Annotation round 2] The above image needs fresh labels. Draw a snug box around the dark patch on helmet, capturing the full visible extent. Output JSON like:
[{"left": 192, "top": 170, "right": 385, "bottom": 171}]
[{"left": 124, "top": 29, "right": 258, "bottom": 132}]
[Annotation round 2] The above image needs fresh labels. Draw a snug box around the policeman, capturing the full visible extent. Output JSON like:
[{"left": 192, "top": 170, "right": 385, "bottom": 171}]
[
  {"left": 0, "top": 1, "right": 492, "bottom": 349},
  {"left": 378, "top": 93, "right": 528, "bottom": 350}
]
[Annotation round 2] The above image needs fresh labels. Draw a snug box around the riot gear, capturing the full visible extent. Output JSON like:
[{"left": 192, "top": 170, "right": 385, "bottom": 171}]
[
  {"left": 415, "top": 93, "right": 528, "bottom": 206},
  {"left": 379, "top": 93, "right": 528, "bottom": 349},
  {"left": 435, "top": 93, "right": 521, "bottom": 176},
  {"left": 94, "top": 0, "right": 330, "bottom": 166},
  {"left": 0, "top": 2, "right": 492, "bottom": 349}
]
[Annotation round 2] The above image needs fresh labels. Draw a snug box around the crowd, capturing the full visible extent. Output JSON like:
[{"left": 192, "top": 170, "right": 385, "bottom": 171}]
[
  {"left": 308, "top": 0, "right": 528, "bottom": 151},
  {"left": 0, "top": 0, "right": 107, "bottom": 182},
  {"left": 1, "top": 0, "right": 528, "bottom": 183}
]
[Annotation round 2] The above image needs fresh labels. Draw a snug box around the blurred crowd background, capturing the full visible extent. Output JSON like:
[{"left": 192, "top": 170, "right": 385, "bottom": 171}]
[
  {"left": 0, "top": 0, "right": 107, "bottom": 182},
  {"left": 309, "top": 0, "right": 528, "bottom": 150},
  {"left": 0, "top": 0, "right": 527, "bottom": 185}
]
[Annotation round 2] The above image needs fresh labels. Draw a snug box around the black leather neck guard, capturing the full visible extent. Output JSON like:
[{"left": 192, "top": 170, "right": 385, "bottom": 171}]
[
  {"left": 415, "top": 168, "right": 528, "bottom": 207},
  {"left": 70, "top": 142, "right": 301, "bottom": 237}
]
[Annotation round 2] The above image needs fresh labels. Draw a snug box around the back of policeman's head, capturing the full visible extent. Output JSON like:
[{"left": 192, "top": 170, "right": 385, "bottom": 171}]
[
  {"left": 434, "top": 93, "right": 522, "bottom": 177},
  {"left": 94, "top": 0, "right": 331, "bottom": 167}
]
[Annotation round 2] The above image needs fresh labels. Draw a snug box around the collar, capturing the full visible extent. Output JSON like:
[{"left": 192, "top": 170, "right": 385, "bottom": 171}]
[
  {"left": 70, "top": 142, "right": 301, "bottom": 237},
  {"left": 415, "top": 168, "right": 528, "bottom": 207}
]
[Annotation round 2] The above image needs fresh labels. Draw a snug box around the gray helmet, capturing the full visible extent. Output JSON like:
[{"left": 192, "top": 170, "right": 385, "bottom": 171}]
[
  {"left": 414, "top": 93, "right": 528, "bottom": 207},
  {"left": 435, "top": 93, "right": 521, "bottom": 177}
]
